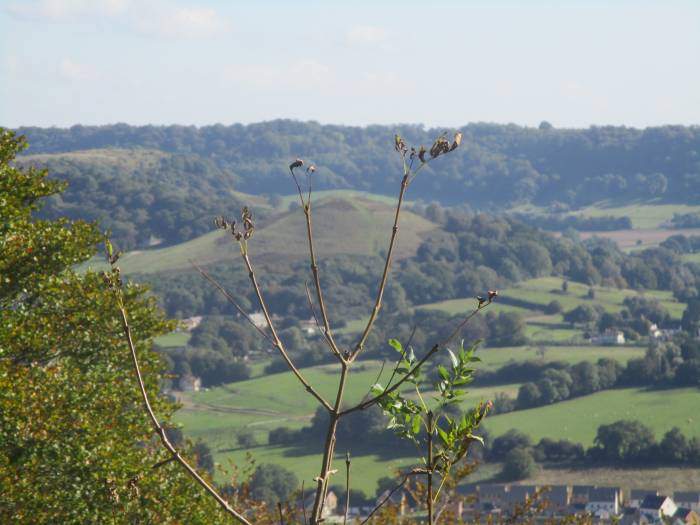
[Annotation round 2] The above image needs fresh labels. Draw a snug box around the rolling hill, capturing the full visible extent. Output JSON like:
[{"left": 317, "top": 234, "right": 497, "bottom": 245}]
[{"left": 82, "top": 196, "right": 438, "bottom": 274}]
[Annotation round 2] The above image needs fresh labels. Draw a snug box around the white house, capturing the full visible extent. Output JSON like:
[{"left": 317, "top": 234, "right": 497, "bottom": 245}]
[
  {"left": 630, "top": 489, "right": 659, "bottom": 509},
  {"left": 178, "top": 374, "right": 201, "bottom": 392},
  {"left": 640, "top": 495, "right": 678, "bottom": 523},
  {"left": 591, "top": 330, "right": 626, "bottom": 345},
  {"left": 586, "top": 487, "right": 621, "bottom": 518},
  {"left": 180, "top": 316, "right": 203, "bottom": 332}
]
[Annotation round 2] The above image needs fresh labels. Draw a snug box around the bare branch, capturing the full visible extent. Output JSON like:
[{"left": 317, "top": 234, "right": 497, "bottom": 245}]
[
  {"left": 341, "top": 300, "right": 494, "bottom": 416},
  {"left": 350, "top": 173, "right": 410, "bottom": 361},
  {"left": 116, "top": 301, "right": 252, "bottom": 524},
  {"left": 340, "top": 344, "right": 439, "bottom": 416},
  {"left": 302, "top": 200, "right": 345, "bottom": 362},
  {"left": 304, "top": 280, "right": 338, "bottom": 357},
  {"left": 343, "top": 452, "right": 351, "bottom": 525},
  {"left": 299, "top": 480, "right": 308, "bottom": 525},
  {"left": 191, "top": 261, "right": 274, "bottom": 345},
  {"left": 359, "top": 473, "right": 414, "bottom": 525},
  {"left": 240, "top": 251, "right": 332, "bottom": 412},
  {"left": 310, "top": 363, "right": 349, "bottom": 522}
]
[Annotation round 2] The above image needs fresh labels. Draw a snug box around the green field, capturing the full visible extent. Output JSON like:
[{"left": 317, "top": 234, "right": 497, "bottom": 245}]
[
  {"left": 572, "top": 201, "right": 700, "bottom": 229},
  {"left": 81, "top": 197, "right": 437, "bottom": 274},
  {"left": 173, "top": 342, "right": 653, "bottom": 492},
  {"left": 154, "top": 331, "right": 191, "bottom": 347},
  {"left": 418, "top": 276, "right": 685, "bottom": 323},
  {"left": 413, "top": 276, "right": 685, "bottom": 347},
  {"left": 683, "top": 252, "right": 700, "bottom": 264},
  {"left": 512, "top": 200, "right": 700, "bottom": 230},
  {"left": 483, "top": 387, "right": 700, "bottom": 445}
]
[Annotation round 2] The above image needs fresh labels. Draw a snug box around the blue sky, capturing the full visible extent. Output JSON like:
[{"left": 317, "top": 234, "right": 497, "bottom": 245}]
[{"left": 1, "top": 0, "right": 699, "bottom": 128}]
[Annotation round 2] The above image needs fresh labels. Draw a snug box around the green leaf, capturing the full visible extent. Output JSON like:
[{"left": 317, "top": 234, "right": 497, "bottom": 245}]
[
  {"left": 437, "top": 365, "right": 449, "bottom": 380},
  {"left": 388, "top": 338, "right": 403, "bottom": 353},
  {"left": 447, "top": 348, "right": 459, "bottom": 369},
  {"left": 407, "top": 347, "right": 416, "bottom": 363},
  {"left": 412, "top": 414, "right": 422, "bottom": 435},
  {"left": 437, "top": 426, "right": 450, "bottom": 446}
]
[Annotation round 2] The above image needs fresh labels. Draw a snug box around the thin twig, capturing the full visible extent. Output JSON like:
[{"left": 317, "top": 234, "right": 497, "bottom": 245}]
[
  {"left": 300, "top": 480, "right": 307, "bottom": 525},
  {"left": 310, "top": 363, "right": 349, "bottom": 522},
  {"left": 302, "top": 200, "right": 345, "bottom": 362},
  {"left": 360, "top": 359, "right": 386, "bottom": 403},
  {"left": 341, "top": 301, "right": 493, "bottom": 416},
  {"left": 343, "top": 451, "right": 351, "bottom": 525},
  {"left": 277, "top": 502, "right": 284, "bottom": 525},
  {"left": 427, "top": 411, "right": 434, "bottom": 525},
  {"left": 377, "top": 324, "right": 417, "bottom": 397},
  {"left": 116, "top": 300, "right": 251, "bottom": 524},
  {"left": 304, "top": 280, "right": 336, "bottom": 353},
  {"left": 359, "top": 474, "right": 412, "bottom": 525},
  {"left": 240, "top": 251, "right": 332, "bottom": 411},
  {"left": 191, "top": 261, "right": 274, "bottom": 345},
  {"left": 151, "top": 456, "right": 177, "bottom": 470},
  {"left": 340, "top": 344, "right": 439, "bottom": 416},
  {"left": 350, "top": 173, "right": 409, "bottom": 361}
]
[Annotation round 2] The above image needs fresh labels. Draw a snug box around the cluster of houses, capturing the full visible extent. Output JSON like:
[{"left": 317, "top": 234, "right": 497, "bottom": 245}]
[
  {"left": 589, "top": 324, "right": 688, "bottom": 346},
  {"left": 463, "top": 484, "right": 700, "bottom": 524},
  {"left": 301, "top": 485, "right": 699, "bottom": 523}
]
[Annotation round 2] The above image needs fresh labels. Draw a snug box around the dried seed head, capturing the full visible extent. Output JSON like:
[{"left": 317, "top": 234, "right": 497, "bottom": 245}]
[
  {"left": 241, "top": 206, "right": 254, "bottom": 240},
  {"left": 488, "top": 290, "right": 498, "bottom": 301},
  {"left": 289, "top": 158, "right": 304, "bottom": 172},
  {"left": 450, "top": 131, "right": 463, "bottom": 151},
  {"left": 430, "top": 134, "right": 451, "bottom": 159},
  {"left": 418, "top": 146, "right": 427, "bottom": 163},
  {"left": 306, "top": 164, "right": 316, "bottom": 174},
  {"left": 214, "top": 216, "right": 230, "bottom": 230},
  {"left": 394, "top": 134, "right": 408, "bottom": 156}
]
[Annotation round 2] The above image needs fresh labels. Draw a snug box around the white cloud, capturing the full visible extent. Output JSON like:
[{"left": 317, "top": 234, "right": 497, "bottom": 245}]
[
  {"left": 57, "top": 58, "right": 96, "bottom": 81},
  {"left": 224, "top": 59, "right": 333, "bottom": 91},
  {"left": 5, "top": 0, "right": 231, "bottom": 39},
  {"left": 134, "top": 7, "right": 230, "bottom": 39},
  {"left": 6, "top": 0, "right": 129, "bottom": 21},
  {"left": 346, "top": 25, "right": 388, "bottom": 46}
]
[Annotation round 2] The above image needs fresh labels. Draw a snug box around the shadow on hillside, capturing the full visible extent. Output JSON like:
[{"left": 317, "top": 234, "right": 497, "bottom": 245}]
[{"left": 277, "top": 437, "right": 416, "bottom": 461}]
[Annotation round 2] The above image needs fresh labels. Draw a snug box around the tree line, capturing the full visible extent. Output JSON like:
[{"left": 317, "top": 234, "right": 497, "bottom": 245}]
[
  {"left": 488, "top": 421, "right": 700, "bottom": 481},
  {"left": 15, "top": 121, "right": 700, "bottom": 249}
]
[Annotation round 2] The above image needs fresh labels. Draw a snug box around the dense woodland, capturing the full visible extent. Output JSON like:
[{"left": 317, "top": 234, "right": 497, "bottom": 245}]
[
  {"left": 15, "top": 121, "right": 700, "bottom": 249},
  {"left": 155, "top": 223, "right": 700, "bottom": 386}
]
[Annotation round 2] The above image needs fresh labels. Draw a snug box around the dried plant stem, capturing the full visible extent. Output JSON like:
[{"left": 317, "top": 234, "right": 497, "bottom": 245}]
[
  {"left": 350, "top": 173, "right": 409, "bottom": 361},
  {"left": 359, "top": 474, "right": 411, "bottom": 525},
  {"left": 427, "top": 411, "right": 434, "bottom": 525},
  {"left": 191, "top": 261, "right": 274, "bottom": 345},
  {"left": 117, "top": 305, "right": 251, "bottom": 525},
  {"left": 342, "top": 301, "right": 493, "bottom": 416},
  {"left": 341, "top": 344, "right": 440, "bottom": 416},
  {"left": 310, "top": 363, "right": 349, "bottom": 523},
  {"left": 343, "top": 452, "right": 351, "bottom": 525},
  {"left": 303, "top": 202, "right": 345, "bottom": 361},
  {"left": 241, "top": 251, "right": 332, "bottom": 411}
]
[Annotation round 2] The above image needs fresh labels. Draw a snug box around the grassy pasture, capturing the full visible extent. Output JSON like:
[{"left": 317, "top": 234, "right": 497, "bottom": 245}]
[
  {"left": 513, "top": 277, "right": 685, "bottom": 319},
  {"left": 154, "top": 331, "right": 190, "bottom": 348},
  {"left": 579, "top": 227, "right": 700, "bottom": 251},
  {"left": 483, "top": 387, "right": 700, "bottom": 445},
  {"left": 529, "top": 466, "right": 700, "bottom": 494},
  {"left": 81, "top": 197, "right": 437, "bottom": 274},
  {"left": 413, "top": 276, "right": 685, "bottom": 345},
  {"left": 572, "top": 201, "right": 700, "bottom": 229},
  {"left": 173, "top": 345, "right": 653, "bottom": 491},
  {"left": 683, "top": 252, "right": 700, "bottom": 264}
]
